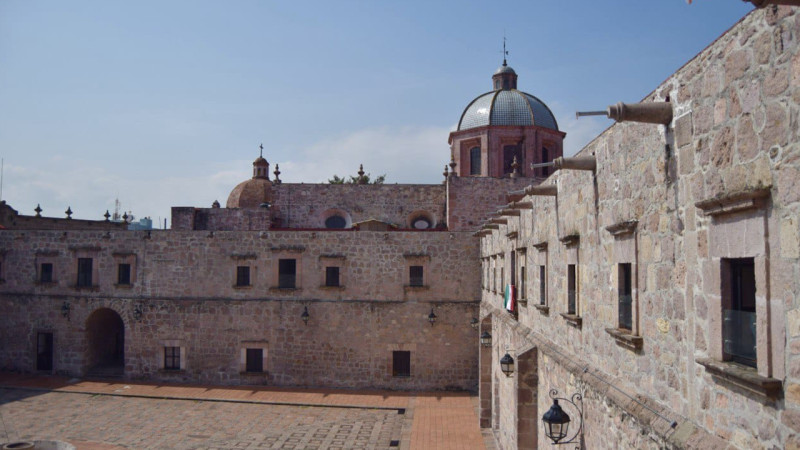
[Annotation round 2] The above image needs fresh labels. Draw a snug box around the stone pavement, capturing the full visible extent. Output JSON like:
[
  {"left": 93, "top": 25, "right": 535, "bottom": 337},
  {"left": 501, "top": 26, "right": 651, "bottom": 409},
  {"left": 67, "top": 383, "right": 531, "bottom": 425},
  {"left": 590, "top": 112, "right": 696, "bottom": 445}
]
[{"left": 0, "top": 374, "right": 494, "bottom": 450}]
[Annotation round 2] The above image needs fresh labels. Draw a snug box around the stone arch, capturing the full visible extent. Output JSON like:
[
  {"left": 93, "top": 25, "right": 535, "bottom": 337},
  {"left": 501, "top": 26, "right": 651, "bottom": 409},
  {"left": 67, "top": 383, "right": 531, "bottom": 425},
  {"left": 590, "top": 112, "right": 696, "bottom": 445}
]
[
  {"left": 85, "top": 307, "right": 125, "bottom": 376},
  {"left": 516, "top": 346, "right": 538, "bottom": 450},
  {"left": 320, "top": 208, "right": 352, "bottom": 229},
  {"left": 407, "top": 210, "right": 436, "bottom": 230},
  {"left": 479, "top": 315, "right": 493, "bottom": 428}
]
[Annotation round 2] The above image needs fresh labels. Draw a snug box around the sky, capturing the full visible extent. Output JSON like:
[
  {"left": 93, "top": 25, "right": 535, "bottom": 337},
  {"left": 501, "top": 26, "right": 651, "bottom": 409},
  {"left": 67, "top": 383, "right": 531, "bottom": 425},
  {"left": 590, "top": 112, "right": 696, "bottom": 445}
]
[{"left": 0, "top": 1, "right": 755, "bottom": 226}]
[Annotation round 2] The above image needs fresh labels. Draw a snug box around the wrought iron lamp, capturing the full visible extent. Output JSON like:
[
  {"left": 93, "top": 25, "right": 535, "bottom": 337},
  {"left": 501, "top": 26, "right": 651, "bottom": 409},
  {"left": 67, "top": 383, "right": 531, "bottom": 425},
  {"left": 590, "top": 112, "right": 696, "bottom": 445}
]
[
  {"left": 480, "top": 331, "right": 492, "bottom": 347},
  {"left": 301, "top": 306, "right": 310, "bottom": 325},
  {"left": 542, "top": 389, "right": 583, "bottom": 447},
  {"left": 500, "top": 352, "right": 514, "bottom": 376},
  {"left": 470, "top": 317, "right": 479, "bottom": 329},
  {"left": 61, "top": 301, "right": 70, "bottom": 320},
  {"left": 428, "top": 308, "right": 437, "bottom": 325},
  {"left": 133, "top": 303, "right": 144, "bottom": 321}
]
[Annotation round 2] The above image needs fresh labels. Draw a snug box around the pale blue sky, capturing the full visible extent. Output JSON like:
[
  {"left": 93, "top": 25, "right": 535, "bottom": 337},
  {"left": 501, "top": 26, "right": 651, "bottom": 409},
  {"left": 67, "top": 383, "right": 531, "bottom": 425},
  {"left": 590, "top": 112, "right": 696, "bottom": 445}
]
[{"left": 0, "top": 1, "right": 754, "bottom": 225}]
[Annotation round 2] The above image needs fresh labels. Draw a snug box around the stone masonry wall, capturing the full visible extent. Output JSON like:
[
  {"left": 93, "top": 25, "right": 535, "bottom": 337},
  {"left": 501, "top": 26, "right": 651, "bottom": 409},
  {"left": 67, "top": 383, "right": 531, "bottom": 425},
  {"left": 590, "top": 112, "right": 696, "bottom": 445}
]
[
  {"left": 447, "top": 176, "right": 530, "bottom": 232},
  {"left": 481, "top": 6, "right": 800, "bottom": 449},
  {"left": 0, "top": 228, "right": 480, "bottom": 389}
]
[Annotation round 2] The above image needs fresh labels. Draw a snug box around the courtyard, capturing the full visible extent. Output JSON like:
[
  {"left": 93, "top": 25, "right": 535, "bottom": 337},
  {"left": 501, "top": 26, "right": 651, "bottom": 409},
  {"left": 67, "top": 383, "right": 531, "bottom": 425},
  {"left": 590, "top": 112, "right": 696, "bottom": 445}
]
[{"left": 0, "top": 374, "right": 491, "bottom": 450}]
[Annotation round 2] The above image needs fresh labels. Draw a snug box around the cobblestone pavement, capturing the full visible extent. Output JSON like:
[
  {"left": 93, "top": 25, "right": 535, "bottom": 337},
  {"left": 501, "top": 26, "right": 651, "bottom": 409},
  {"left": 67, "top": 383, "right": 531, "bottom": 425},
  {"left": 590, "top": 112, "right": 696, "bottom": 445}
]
[
  {"left": 0, "top": 389, "right": 403, "bottom": 449},
  {"left": 0, "top": 374, "right": 490, "bottom": 450}
]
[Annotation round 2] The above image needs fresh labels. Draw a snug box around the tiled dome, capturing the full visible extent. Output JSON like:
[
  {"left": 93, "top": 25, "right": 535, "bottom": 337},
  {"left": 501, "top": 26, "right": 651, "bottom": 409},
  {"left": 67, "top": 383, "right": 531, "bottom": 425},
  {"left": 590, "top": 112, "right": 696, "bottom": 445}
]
[{"left": 458, "top": 89, "right": 559, "bottom": 131}]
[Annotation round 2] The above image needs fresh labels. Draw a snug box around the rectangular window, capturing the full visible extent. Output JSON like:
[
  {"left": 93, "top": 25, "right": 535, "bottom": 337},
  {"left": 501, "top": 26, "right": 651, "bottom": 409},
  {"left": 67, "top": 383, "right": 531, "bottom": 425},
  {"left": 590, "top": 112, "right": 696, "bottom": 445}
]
[
  {"left": 539, "top": 265, "right": 546, "bottom": 305},
  {"left": 567, "top": 264, "right": 576, "bottom": 315},
  {"left": 236, "top": 266, "right": 250, "bottom": 287},
  {"left": 500, "top": 268, "right": 505, "bottom": 290},
  {"left": 722, "top": 258, "right": 757, "bottom": 368},
  {"left": 519, "top": 266, "right": 526, "bottom": 299},
  {"left": 409, "top": 266, "right": 424, "bottom": 287},
  {"left": 36, "top": 332, "right": 53, "bottom": 371},
  {"left": 325, "top": 266, "right": 340, "bottom": 287},
  {"left": 392, "top": 350, "right": 411, "bottom": 377},
  {"left": 117, "top": 263, "right": 131, "bottom": 285},
  {"left": 164, "top": 346, "right": 180, "bottom": 371},
  {"left": 278, "top": 259, "right": 296, "bottom": 288},
  {"left": 618, "top": 263, "right": 633, "bottom": 331},
  {"left": 40, "top": 263, "right": 53, "bottom": 283},
  {"left": 246, "top": 348, "right": 263, "bottom": 372},
  {"left": 76, "top": 258, "right": 93, "bottom": 287}
]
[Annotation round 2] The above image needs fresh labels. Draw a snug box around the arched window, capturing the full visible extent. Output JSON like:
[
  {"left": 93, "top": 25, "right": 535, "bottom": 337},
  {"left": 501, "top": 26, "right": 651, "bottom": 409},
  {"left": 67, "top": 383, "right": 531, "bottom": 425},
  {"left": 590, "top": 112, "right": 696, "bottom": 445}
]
[
  {"left": 469, "top": 147, "right": 481, "bottom": 176},
  {"left": 325, "top": 215, "right": 347, "bottom": 229},
  {"left": 541, "top": 147, "right": 550, "bottom": 177}
]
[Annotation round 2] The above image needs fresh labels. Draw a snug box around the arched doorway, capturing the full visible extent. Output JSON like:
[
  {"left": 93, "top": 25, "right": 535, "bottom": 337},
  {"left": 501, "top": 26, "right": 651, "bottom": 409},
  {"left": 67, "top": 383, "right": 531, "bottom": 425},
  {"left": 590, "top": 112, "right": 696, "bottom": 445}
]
[{"left": 85, "top": 308, "right": 125, "bottom": 377}]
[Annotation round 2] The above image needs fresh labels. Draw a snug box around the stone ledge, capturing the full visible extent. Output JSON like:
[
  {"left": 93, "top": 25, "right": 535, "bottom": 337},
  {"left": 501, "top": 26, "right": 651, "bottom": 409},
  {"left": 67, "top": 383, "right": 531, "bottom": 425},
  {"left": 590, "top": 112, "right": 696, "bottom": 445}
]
[
  {"left": 72, "top": 285, "right": 99, "bottom": 291},
  {"left": 232, "top": 284, "right": 252, "bottom": 290},
  {"left": 695, "top": 188, "right": 770, "bottom": 217},
  {"left": 158, "top": 369, "right": 186, "bottom": 375},
  {"left": 403, "top": 285, "right": 430, "bottom": 292},
  {"left": 696, "top": 358, "right": 782, "bottom": 400},
  {"left": 605, "top": 328, "right": 643, "bottom": 351},
  {"left": 517, "top": 299, "right": 527, "bottom": 307},
  {"left": 114, "top": 283, "right": 134, "bottom": 289},
  {"left": 319, "top": 285, "right": 345, "bottom": 291},
  {"left": 559, "top": 313, "right": 582, "bottom": 328},
  {"left": 533, "top": 304, "right": 549, "bottom": 315},
  {"left": 239, "top": 371, "right": 269, "bottom": 376},
  {"left": 268, "top": 287, "right": 302, "bottom": 292},
  {"left": 34, "top": 281, "right": 58, "bottom": 286}
]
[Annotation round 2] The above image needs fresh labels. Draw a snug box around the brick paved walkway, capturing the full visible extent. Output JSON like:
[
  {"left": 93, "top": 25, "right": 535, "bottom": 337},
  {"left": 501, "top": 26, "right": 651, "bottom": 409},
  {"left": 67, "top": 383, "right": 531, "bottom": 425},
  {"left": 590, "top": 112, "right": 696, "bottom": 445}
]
[{"left": 0, "top": 373, "right": 491, "bottom": 450}]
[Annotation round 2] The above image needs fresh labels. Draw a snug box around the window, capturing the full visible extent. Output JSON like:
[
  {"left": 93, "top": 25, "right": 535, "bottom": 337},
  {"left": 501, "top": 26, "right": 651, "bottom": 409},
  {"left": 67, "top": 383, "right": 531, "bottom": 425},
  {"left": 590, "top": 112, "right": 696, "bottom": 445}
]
[
  {"left": 541, "top": 147, "right": 550, "bottom": 177},
  {"left": 164, "top": 346, "right": 180, "bottom": 371},
  {"left": 37, "top": 332, "right": 53, "bottom": 371},
  {"left": 325, "top": 266, "right": 340, "bottom": 287},
  {"left": 118, "top": 263, "right": 131, "bottom": 285},
  {"left": 519, "top": 265, "right": 526, "bottom": 300},
  {"left": 409, "top": 266, "right": 424, "bottom": 287},
  {"left": 392, "top": 351, "right": 410, "bottom": 377},
  {"left": 325, "top": 215, "right": 346, "bottom": 229},
  {"left": 76, "top": 258, "right": 93, "bottom": 287},
  {"left": 618, "top": 264, "right": 633, "bottom": 331},
  {"left": 279, "top": 259, "right": 296, "bottom": 288},
  {"left": 236, "top": 266, "right": 250, "bottom": 287},
  {"left": 40, "top": 263, "right": 53, "bottom": 283},
  {"left": 246, "top": 348, "right": 263, "bottom": 373},
  {"left": 470, "top": 146, "right": 481, "bottom": 175},
  {"left": 722, "top": 258, "right": 757, "bottom": 368},
  {"left": 510, "top": 251, "right": 516, "bottom": 287},
  {"left": 539, "top": 265, "right": 546, "bottom": 305},
  {"left": 411, "top": 216, "right": 432, "bottom": 229},
  {"left": 567, "top": 264, "right": 577, "bottom": 315}
]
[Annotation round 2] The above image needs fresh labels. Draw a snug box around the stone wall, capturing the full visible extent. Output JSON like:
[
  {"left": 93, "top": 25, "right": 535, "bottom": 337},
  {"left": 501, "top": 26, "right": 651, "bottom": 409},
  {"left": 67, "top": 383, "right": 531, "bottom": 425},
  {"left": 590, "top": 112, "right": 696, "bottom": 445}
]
[
  {"left": 446, "top": 176, "right": 530, "bottom": 232},
  {"left": 480, "top": 6, "right": 800, "bottom": 449},
  {"left": 171, "top": 207, "right": 272, "bottom": 231},
  {"left": 0, "top": 228, "right": 480, "bottom": 389}
]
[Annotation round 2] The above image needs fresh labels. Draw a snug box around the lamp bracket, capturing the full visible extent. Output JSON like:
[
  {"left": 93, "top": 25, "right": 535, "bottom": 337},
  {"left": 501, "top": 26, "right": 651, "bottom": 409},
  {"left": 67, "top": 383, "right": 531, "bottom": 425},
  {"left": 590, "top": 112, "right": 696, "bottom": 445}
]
[{"left": 548, "top": 389, "right": 584, "bottom": 448}]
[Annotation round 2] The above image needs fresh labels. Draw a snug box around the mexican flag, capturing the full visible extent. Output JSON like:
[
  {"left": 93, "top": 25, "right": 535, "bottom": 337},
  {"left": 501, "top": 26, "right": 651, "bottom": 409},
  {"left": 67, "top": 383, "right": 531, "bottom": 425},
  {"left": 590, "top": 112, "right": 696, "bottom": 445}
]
[{"left": 504, "top": 284, "right": 515, "bottom": 312}]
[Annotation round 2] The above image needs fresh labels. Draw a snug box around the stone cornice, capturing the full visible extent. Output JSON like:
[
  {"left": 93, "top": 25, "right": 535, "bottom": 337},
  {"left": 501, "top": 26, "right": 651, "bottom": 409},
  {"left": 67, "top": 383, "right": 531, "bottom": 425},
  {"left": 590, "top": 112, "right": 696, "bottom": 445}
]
[
  {"left": 695, "top": 188, "right": 770, "bottom": 217},
  {"left": 605, "top": 220, "right": 638, "bottom": 237}
]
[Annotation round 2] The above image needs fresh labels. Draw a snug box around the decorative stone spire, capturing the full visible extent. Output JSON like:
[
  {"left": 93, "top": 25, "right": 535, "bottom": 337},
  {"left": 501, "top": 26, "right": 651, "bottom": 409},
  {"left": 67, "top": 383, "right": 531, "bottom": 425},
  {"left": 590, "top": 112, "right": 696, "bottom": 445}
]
[
  {"left": 357, "top": 164, "right": 366, "bottom": 184},
  {"left": 449, "top": 156, "right": 457, "bottom": 176},
  {"left": 510, "top": 156, "right": 520, "bottom": 178},
  {"left": 211, "top": 200, "right": 220, "bottom": 208},
  {"left": 273, "top": 164, "right": 281, "bottom": 185},
  {"left": 104, "top": 210, "right": 111, "bottom": 221},
  {"left": 65, "top": 206, "right": 73, "bottom": 219},
  {"left": 34, "top": 204, "right": 42, "bottom": 217},
  {"left": 443, "top": 165, "right": 449, "bottom": 179}
]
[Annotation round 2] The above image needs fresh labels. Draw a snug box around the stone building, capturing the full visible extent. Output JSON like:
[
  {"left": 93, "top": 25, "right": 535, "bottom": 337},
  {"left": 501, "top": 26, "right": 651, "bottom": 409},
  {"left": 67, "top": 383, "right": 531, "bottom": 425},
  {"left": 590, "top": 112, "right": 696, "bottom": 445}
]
[
  {"left": 0, "top": 59, "right": 552, "bottom": 391},
  {"left": 476, "top": 5, "right": 800, "bottom": 449}
]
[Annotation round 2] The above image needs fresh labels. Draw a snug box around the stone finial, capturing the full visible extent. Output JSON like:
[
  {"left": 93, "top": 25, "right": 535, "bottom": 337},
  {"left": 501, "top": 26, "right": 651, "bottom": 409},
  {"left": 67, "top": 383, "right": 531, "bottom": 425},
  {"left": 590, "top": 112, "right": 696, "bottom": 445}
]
[
  {"left": 104, "top": 210, "right": 111, "bottom": 221},
  {"left": 122, "top": 212, "right": 128, "bottom": 223},
  {"left": 510, "top": 156, "right": 520, "bottom": 178},
  {"left": 212, "top": 200, "right": 220, "bottom": 208},
  {"left": 34, "top": 204, "right": 42, "bottom": 217},
  {"left": 449, "top": 156, "right": 457, "bottom": 177},
  {"left": 65, "top": 206, "right": 72, "bottom": 219},
  {"left": 273, "top": 164, "right": 281, "bottom": 185},
  {"left": 443, "top": 165, "right": 449, "bottom": 179},
  {"left": 357, "top": 164, "right": 366, "bottom": 184}
]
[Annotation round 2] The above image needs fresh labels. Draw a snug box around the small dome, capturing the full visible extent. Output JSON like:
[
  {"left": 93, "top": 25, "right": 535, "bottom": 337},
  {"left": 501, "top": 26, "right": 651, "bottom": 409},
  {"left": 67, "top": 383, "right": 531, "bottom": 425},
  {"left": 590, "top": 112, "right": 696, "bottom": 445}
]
[
  {"left": 226, "top": 177, "right": 273, "bottom": 208},
  {"left": 458, "top": 89, "right": 559, "bottom": 131},
  {"left": 254, "top": 156, "right": 268, "bottom": 166},
  {"left": 494, "top": 64, "right": 516, "bottom": 75}
]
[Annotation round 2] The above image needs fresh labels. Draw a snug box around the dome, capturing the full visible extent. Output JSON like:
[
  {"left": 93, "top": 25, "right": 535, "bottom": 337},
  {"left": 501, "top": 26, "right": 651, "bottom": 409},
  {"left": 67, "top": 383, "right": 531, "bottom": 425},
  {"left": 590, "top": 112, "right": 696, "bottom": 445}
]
[
  {"left": 226, "top": 177, "right": 273, "bottom": 208},
  {"left": 494, "top": 64, "right": 516, "bottom": 75},
  {"left": 457, "top": 89, "right": 559, "bottom": 131}
]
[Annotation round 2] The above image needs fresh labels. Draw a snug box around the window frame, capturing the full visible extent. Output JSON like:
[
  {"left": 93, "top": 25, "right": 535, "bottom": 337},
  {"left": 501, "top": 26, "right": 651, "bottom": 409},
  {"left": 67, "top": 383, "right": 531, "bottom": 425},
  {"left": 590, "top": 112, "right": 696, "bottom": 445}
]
[
  {"left": 392, "top": 350, "right": 411, "bottom": 377},
  {"left": 278, "top": 258, "right": 297, "bottom": 289},
  {"left": 236, "top": 265, "right": 251, "bottom": 287},
  {"left": 40, "top": 262, "right": 54, "bottom": 284},
  {"left": 76, "top": 258, "right": 93, "bottom": 287}
]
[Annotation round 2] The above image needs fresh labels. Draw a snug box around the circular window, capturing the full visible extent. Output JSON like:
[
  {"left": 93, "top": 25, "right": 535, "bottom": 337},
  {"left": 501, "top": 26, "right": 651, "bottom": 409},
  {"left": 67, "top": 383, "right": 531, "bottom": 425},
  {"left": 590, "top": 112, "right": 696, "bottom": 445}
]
[
  {"left": 325, "top": 215, "right": 347, "bottom": 229},
  {"left": 412, "top": 217, "right": 431, "bottom": 229}
]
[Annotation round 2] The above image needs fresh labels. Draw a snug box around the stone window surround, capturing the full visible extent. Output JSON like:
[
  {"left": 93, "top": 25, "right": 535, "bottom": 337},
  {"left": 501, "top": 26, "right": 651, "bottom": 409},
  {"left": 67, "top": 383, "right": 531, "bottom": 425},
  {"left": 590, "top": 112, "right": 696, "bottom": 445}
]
[
  {"left": 69, "top": 246, "right": 100, "bottom": 290},
  {"left": 158, "top": 339, "right": 186, "bottom": 372},
  {"left": 319, "top": 254, "right": 346, "bottom": 289},
  {"left": 694, "top": 188, "right": 782, "bottom": 399},
  {"left": 603, "top": 221, "right": 643, "bottom": 351},
  {"left": 459, "top": 137, "right": 483, "bottom": 177},
  {"left": 533, "top": 241, "right": 549, "bottom": 314},
  {"left": 35, "top": 250, "right": 60, "bottom": 286},
  {"left": 387, "top": 343, "right": 416, "bottom": 378},
  {"left": 403, "top": 254, "right": 430, "bottom": 291},
  {"left": 559, "top": 235, "right": 582, "bottom": 328},
  {"left": 113, "top": 251, "right": 137, "bottom": 289},
  {"left": 231, "top": 253, "right": 257, "bottom": 289},
  {"left": 269, "top": 247, "right": 304, "bottom": 291},
  {"left": 240, "top": 340, "right": 268, "bottom": 375}
]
